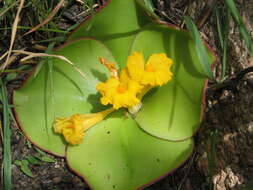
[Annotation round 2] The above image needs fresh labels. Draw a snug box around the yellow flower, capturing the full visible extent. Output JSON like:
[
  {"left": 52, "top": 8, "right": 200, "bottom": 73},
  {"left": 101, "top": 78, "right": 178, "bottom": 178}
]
[
  {"left": 53, "top": 52, "right": 174, "bottom": 144},
  {"left": 127, "top": 52, "right": 173, "bottom": 86},
  {"left": 53, "top": 108, "right": 114, "bottom": 145},
  {"left": 96, "top": 69, "right": 142, "bottom": 109},
  {"left": 96, "top": 52, "right": 173, "bottom": 109}
]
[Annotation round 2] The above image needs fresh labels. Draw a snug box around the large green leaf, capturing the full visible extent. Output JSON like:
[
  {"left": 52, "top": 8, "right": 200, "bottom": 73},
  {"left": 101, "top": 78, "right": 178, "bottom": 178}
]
[
  {"left": 13, "top": 39, "right": 116, "bottom": 156},
  {"left": 130, "top": 24, "right": 215, "bottom": 141},
  {"left": 12, "top": 1, "right": 215, "bottom": 189},
  {"left": 68, "top": 0, "right": 150, "bottom": 67},
  {"left": 67, "top": 110, "right": 193, "bottom": 190}
]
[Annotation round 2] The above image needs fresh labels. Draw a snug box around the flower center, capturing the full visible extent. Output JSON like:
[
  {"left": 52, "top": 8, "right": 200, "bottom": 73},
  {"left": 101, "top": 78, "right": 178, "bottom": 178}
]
[
  {"left": 117, "top": 84, "right": 127, "bottom": 93},
  {"left": 145, "top": 64, "right": 155, "bottom": 72}
]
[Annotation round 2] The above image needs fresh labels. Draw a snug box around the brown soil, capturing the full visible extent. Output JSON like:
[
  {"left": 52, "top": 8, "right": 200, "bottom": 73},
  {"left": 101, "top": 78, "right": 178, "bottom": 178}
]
[{"left": 1, "top": 0, "right": 253, "bottom": 190}]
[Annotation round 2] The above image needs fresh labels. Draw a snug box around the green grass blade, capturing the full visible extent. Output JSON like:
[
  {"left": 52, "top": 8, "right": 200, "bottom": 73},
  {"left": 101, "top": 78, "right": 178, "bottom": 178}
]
[
  {"left": 144, "top": 0, "right": 155, "bottom": 14},
  {"left": 66, "top": 23, "right": 80, "bottom": 32},
  {"left": 215, "top": 5, "right": 224, "bottom": 50},
  {"left": 0, "top": 1, "right": 19, "bottom": 21},
  {"left": 0, "top": 79, "right": 12, "bottom": 190},
  {"left": 222, "top": 38, "right": 228, "bottom": 79},
  {"left": 0, "top": 26, "right": 68, "bottom": 34},
  {"left": 222, "top": 10, "right": 230, "bottom": 79},
  {"left": 208, "top": 130, "right": 218, "bottom": 190},
  {"left": 35, "top": 36, "right": 66, "bottom": 43},
  {"left": 84, "top": 0, "right": 96, "bottom": 31},
  {"left": 225, "top": 0, "right": 253, "bottom": 56},
  {"left": 135, "top": 0, "right": 159, "bottom": 19},
  {"left": 184, "top": 16, "right": 215, "bottom": 80},
  {"left": 215, "top": 5, "right": 230, "bottom": 80},
  {"left": 224, "top": 0, "right": 240, "bottom": 23}
]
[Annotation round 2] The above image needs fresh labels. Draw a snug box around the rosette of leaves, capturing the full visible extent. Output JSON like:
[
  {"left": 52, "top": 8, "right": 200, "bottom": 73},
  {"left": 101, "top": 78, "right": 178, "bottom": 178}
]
[{"left": 13, "top": 0, "right": 215, "bottom": 189}]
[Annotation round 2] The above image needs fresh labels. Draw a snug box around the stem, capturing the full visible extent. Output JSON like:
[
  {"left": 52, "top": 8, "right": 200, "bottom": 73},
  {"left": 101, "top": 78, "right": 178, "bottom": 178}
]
[{"left": 208, "top": 66, "right": 253, "bottom": 92}]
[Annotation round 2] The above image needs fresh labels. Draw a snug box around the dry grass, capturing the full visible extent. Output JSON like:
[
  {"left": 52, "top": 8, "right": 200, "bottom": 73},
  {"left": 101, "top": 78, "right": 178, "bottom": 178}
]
[{"left": 1, "top": 0, "right": 25, "bottom": 72}]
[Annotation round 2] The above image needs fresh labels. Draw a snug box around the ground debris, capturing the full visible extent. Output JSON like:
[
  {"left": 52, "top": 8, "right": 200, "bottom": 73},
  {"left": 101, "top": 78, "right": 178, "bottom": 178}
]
[{"left": 213, "top": 167, "right": 243, "bottom": 190}]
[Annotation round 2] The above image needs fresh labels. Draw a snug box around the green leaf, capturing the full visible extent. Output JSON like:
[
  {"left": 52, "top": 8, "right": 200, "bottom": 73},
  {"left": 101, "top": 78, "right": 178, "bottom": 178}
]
[
  {"left": 67, "top": 110, "right": 193, "bottom": 190},
  {"left": 12, "top": 1, "right": 216, "bottom": 189},
  {"left": 68, "top": 0, "right": 150, "bottom": 67},
  {"left": 184, "top": 16, "right": 215, "bottom": 80},
  {"left": 35, "top": 155, "right": 55, "bottom": 163},
  {"left": 26, "top": 141, "right": 32, "bottom": 149},
  {"left": 34, "top": 147, "right": 47, "bottom": 155},
  {"left": 14, "top": 160, "right": 34, "bottom": 178},
  {"left": 13, "top": 39, "right": 116, "bottom": 156},
  {"left": 131, "top": 24, "right": 215, "bottom": 141},
  {"left": 26, "top": 156, "right": 41, "bottom": 165},
  {"left": 5, "top": 73, "right": 18, "bottom": 81}
]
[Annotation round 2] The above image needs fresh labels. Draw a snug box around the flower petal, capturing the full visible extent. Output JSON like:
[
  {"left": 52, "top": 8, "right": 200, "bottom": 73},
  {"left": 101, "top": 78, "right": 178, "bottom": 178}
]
[
  {"left": 141, "top": 53, "right": 173, "bottom": 86},
  {"left": 96, "top": 70, "right": 142, "bottom": 109},
  {"left": 126, "top": 52, "right": 145, "bottom": 82}
]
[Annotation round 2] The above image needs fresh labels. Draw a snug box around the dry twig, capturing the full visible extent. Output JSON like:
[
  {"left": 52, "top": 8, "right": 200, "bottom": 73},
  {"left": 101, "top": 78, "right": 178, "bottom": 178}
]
[
  {"left": 12, "top": 50, "right": 87, "bottom": 80},
  {"left": 196, "top": 0, "right": 215, "bottom": 28},
  {"left": 0, "top": 52, "right": 9, "bottom": 62},
  {"left": 76, "top": 0, "right": 84, "bottom": 4},
  {"left": 1, "top": 49, "right": 25, "bottom": 67},
  {"left": 1, "top": 0, "right": 25, "bottom": 71}
]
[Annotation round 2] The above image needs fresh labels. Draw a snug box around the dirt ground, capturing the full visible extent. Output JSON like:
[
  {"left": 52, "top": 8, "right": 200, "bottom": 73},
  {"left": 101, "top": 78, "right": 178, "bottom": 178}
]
[{"left": 0, "top": 0, "right": 253, "bottom": 189}]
